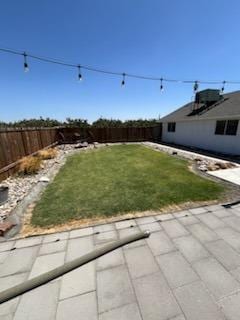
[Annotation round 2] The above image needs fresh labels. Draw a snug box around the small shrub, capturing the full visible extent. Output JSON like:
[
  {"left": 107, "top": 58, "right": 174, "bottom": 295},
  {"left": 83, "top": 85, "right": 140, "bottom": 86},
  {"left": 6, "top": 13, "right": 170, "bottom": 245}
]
[
  {"left": 19, "top": 156, "right": 42, "bottom": 175},
  {"left": 37, "top": 148, "right": 58, "bottom": 160}
]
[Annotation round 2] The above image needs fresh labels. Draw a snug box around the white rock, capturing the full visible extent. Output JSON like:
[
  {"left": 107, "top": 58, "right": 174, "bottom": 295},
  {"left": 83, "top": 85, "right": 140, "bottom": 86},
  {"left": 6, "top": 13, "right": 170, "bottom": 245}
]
[{"left": 39, "top": 176, "right": 50, "bottom": 183}]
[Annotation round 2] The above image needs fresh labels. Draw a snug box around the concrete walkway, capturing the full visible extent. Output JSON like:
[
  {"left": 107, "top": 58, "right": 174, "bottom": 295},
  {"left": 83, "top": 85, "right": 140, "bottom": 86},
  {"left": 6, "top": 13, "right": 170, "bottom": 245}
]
[
  {"left": 208, "top": 167, "right": 240, "bottom": 186},
  {"left": 2, "top": 204, "right": 240, "bottom": 319}
]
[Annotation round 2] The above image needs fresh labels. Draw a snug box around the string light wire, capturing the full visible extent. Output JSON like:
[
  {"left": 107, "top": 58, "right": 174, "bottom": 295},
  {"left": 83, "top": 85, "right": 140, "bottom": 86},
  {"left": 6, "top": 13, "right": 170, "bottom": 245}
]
[{"left": 1, "top": 46, "right": 240, "bottom": 87}]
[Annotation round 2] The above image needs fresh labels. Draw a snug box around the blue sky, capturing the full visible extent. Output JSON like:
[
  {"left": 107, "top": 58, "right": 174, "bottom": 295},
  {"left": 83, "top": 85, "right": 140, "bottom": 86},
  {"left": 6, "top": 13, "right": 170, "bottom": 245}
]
[{"left": 1, "top": 0, "right": 240, "bottom": 122}]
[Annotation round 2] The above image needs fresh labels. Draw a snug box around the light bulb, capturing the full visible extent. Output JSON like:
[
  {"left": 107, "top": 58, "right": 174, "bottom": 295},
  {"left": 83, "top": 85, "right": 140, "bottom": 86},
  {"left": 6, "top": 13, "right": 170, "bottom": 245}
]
[{"left": 23, "top": 53, "right": 29, "bottom": 72}]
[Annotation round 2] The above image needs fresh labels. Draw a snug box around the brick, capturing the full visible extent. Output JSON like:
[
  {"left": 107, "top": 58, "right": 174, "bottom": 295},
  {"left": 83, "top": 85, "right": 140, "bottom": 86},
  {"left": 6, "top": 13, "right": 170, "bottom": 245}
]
[
  {"left": 60, "top": 237, "right": 96, "bottom": 299},
  {"left": 99, "top": 303, "right": 142, "bottom": 320},
  {"left": 147, "top": 231, "right": 175, "bottom": 256},
  {"left": 96, "top": 248, "right": 124, "bottom": 271},
  {"left": 15, "top": 236, "right": 42, "bottom": 248},
  {"left": 155, "top": 213, "right": 174, "bottom": 221},
  {"left": 0, "top": 251, "right": 9, "bottom": 264},
  {"left": 230, "top": 267, "right": 240, "bottom": 282},
  {"left": 69, "top": 227, "right": 93, "bottom": 238},
  {"left": 207, "top": 204, "right": 224, "bottom": 212},
  {"left": 60, "top": 262, "right": 95, "bottom": 299},
  {"left": 94, "top": 224, "right": 115, "bottom": 233},
  {"left": 178, "top": 215, "right": 199, "bottom": 226},
  {"left": 187, "top": 223, "right": 219, "bottom": 243},
  {"left": 229, "top": 207, "right": 240, "bottom": 215},
  {"left": 1, "top": 315, "right": 13, "bottom": 320},
  {"left": 156, "top": 251, "right": 198, "bottom": 288},
  {"left": 174, "top": 281, "right": 225, "bottom": 320},
  {"left": 0, "top": 273, "right": 27, "bottom": 316},
  {"left": 212, "top": 208, "right": 232, "bottom": 218},
  {"left": 29, "top": 252, "right": 65, "bottom": 279},
  {"left": 189, "top": 207, "right": 208, "bottom": 215},
  {"left": 173, "top": 235, "right": 209, "bottom": 263},
  {"left": 14, "top": 281, "right": 59, "bottom": 320},
  {"left": 39, "top": 239, "right": 67, "bottom": 255},
  {"left": 197, "top": 213, "right": 225, "bottom": 229},
  {"left": 0, "top": 246, "right": 38, "bottom": 277},
  {"left": 138, "top": 222, "right": 161, "bottom": 232},
  {"left": 170, "top": 316, "right": 186, "bottom": 320},
  {"left": 97, "top": 265, "right": 135, "bottom": 313},
  {"left": 56, "top": 291, "right": 97, "bottom": 320},
  {"left": 133, "top": 271, "right": 181, "bottom": 320},
  {"left": 220, "top": 291, "right": 240, "bottom": 320},
  {"left": 0, "top": 241, "right": 15, "bottom": 252},
  {"left": 233, "top": 210, "right": 240, "bottom": 217},
  {"left": 173, "top": 210, "right": 191, "bottom": 218},
  {"left": 66, "top": 236, "right": 93, "bottom": 259},
  {"left": 136, "top": 216, "right": 156, "bottom": 225},
  {"left": 193, "top": 257, "right": 240, "bottom": 300},
  {"left": 42, "top": 232, "right": 69, "bottom": 243},
  {"left": 0, "top": 221, "right": 15, "bottom": 236},
  {"left": 94, "top": 230, "right": 118, "bottom": 244},
  {"left": 60, "top": 236, "right": 95, "bottom": 300},
  {"left": 119, "top": 227, "right": 145, "bottom": 249},
  {"left": 125, "top": 245, "right": 159, "bottom": 279},
  {"left": 115, "top": 219, "right": 136, "bottom": 230},
  {"left": 161, "top": 220, "right": 189, "bottom": 238},
  {"left": 206, "top": 239, "right": 240, "bottom": 270},
  {"left": 215, "top": 227, "right": 240, "bottom": 252},
  {"left": 222, "top": 216, "right": 240, "bottom": 232}
]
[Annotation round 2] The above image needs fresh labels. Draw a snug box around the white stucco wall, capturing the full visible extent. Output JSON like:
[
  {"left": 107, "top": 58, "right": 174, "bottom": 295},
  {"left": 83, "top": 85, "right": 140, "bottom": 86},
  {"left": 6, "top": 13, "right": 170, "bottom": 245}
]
[{"left": 162, "top": 119, "right": 240, "bottom": 155}]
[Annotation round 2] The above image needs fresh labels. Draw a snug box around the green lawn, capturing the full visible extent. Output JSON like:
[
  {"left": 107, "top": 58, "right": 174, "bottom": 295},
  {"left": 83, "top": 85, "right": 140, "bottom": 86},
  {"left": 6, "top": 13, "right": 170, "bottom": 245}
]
[{"left": 31, "top": 144, "right": 224, "bottom": 227}]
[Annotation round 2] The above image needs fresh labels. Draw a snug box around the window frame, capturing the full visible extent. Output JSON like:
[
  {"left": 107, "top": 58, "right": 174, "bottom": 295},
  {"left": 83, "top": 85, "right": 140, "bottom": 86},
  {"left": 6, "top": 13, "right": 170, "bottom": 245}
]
[
  {"left": 225, "top": 120, "right": 239, "bottom": 136},
  {"left": 215, "top": 119, "right": 239, "bottom": 136},
  {"left": 167, "top": 122, "right": 176, "bottom": 132},
  {"left": 215, "top": 120, "right": 226, "bottom": 135}
]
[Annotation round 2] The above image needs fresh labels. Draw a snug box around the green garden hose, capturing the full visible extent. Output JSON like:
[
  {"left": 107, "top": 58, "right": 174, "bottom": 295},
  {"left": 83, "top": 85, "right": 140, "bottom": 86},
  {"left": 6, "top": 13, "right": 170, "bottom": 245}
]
[{"left": 0, "top": 230, "right": 150, "bottom": 304}]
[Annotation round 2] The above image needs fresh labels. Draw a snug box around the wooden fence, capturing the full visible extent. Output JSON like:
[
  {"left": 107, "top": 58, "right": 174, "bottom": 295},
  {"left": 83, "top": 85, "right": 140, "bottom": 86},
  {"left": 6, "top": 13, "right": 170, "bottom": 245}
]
[
  {"left": 0, "top": 126, "right": 161, "bottom": 181},
  {"left": 58, "top": 126, "right": 161, "bottom": 143},
  {"left": 0, "top": 128, "right": 59, "bottom": 181}
]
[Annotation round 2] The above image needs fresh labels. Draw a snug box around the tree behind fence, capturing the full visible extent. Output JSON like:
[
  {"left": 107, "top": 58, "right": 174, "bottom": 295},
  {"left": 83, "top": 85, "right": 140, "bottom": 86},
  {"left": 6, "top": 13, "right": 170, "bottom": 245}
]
[{"left": 0, "top": 126, "right": 161, "bottom": 181}]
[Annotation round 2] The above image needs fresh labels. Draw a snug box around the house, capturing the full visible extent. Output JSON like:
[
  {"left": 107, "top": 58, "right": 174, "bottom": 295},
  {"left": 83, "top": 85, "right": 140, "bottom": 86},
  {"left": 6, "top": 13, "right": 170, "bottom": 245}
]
[{"left": 161, "top": 89, "right": 240, "bottom": 155}]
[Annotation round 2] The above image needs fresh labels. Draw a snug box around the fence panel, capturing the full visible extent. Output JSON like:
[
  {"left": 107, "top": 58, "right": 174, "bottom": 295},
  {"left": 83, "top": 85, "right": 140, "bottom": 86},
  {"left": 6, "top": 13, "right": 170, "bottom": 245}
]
[
  {"left": 0, "top": 128, "right": 59, "bottom": 181},
  {"left": 0, "top": 126, "right": 161, "bottom": 181}
]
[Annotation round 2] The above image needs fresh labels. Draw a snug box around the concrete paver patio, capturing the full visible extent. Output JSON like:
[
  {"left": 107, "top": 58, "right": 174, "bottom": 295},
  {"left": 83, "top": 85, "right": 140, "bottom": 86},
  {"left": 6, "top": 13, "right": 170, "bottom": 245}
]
[
  {"left": 208, "top": 167, "right": 240, "bottom": 186},
  {"left": 1, "top": 203, "right": 240, "bottom": 319}
]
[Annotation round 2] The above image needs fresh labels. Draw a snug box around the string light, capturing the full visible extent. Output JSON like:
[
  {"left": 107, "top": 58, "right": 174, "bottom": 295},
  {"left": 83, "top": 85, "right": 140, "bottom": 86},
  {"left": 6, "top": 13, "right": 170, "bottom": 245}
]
[
  {"left": 160, "top": 78, "right": 164, "bottom": 92},
  {"left": 221, "top": 80, "right": 226, "bottom": 93},
  {"left": 193, "top": 81, "right": 199, "bottom": 92},
  {"left": 23, "top": 52, "right": 29, "bottom": 72},
  {"left": 77, "top": 65, "right": 82, "bottom": 81},
  {"left": 0, "top": 46, "right": 240, "bottom": 91},
  {"left": 121, "top": 73, "right": 125, "bottom": 86}
]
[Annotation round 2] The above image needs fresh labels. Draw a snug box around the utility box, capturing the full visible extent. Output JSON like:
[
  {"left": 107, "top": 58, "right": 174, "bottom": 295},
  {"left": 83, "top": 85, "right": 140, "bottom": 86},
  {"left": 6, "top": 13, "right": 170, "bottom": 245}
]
[{"left": 195, "top": 89, "right": 221, "bottom": 105}]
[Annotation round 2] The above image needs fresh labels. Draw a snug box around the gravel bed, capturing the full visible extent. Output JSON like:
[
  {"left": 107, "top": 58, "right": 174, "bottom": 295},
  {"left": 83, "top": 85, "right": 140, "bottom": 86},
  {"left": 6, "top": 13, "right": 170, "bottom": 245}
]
[
  {"left": 143, "top": 142, "right": 239, "bottom": 172},
  {"left": 0, "top": 144, "right": 90, "bottom": 223}
]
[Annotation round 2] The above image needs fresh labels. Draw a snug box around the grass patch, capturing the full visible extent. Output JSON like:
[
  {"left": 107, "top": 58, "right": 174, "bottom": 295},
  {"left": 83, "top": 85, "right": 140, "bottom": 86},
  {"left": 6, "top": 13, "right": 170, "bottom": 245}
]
[{"left": 31, "top": 144, "right": 224, "bottom": 227}]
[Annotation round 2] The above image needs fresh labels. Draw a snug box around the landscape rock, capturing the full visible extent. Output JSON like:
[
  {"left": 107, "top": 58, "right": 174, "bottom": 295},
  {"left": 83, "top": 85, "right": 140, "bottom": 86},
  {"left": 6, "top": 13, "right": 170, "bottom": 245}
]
[
  {"left": 39, "top": 176, "right": 50, "bottom": 183},
  {"left": 0, "top": 144, "right": 82, "bottom": 220},
  {"left": 199, "top": 165, "right": 208, "bottom": 172}
]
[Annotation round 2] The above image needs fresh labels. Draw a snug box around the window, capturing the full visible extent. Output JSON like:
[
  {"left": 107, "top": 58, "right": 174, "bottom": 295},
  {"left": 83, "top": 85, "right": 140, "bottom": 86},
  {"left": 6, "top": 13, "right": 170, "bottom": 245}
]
[
  {"left": 215, "top": 120, "right": 226, "bottom": 135},
  {"left": 168, "top": 122, "right": 176, "bottom": 132},
  {"left": 215, "top": 120, "right": 239, "bottom": 136},
  {"left": 226, "top": 120, "right": 239, "bottom": 135}
]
